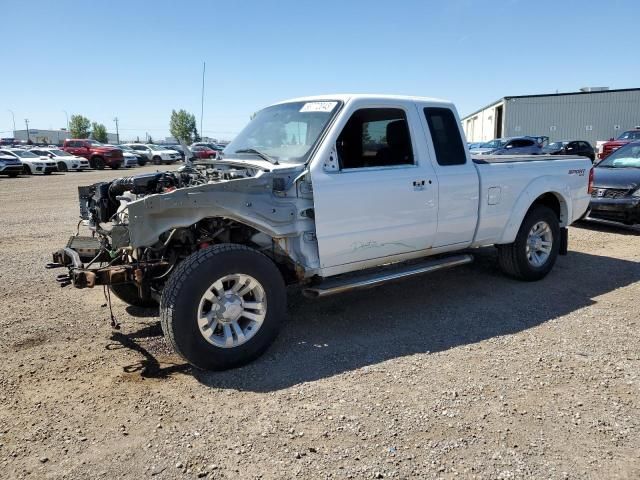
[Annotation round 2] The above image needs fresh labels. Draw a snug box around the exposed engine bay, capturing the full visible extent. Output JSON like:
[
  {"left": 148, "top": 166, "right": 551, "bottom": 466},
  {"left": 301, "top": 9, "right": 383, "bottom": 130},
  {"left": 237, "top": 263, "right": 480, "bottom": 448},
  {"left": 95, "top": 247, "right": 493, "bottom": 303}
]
[{"left": 49, "top": 161, "right": 318, "bottom": 300}]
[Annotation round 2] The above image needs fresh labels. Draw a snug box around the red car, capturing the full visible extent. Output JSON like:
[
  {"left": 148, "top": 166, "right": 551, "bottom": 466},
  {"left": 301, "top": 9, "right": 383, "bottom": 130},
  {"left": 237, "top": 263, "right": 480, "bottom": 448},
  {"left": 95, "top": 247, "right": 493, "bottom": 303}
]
[
  {"left": 599, "top": 129, "right": 640, "bottom": 160},
  {"left": 191, "top": 145, "right": 218, "bottom": 159},
  {"left": 62, "top": 139, "right": 123, "bottom": 169}
]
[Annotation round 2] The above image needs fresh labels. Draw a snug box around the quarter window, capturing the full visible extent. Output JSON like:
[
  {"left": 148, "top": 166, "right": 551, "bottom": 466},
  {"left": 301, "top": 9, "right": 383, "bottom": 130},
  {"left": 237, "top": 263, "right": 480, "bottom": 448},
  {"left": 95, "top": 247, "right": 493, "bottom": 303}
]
[
  {"left": 424, "top": 107, "right": 466, "bottom": 166},
  {"left": 337, "top": 108, "right": 414, "bottom": 169}
]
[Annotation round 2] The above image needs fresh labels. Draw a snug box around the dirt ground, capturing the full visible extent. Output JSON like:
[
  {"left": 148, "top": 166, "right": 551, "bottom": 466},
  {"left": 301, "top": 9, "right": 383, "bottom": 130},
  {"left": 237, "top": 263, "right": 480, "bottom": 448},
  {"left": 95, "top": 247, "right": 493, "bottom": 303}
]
[{"left": 0, "top": 166, "right": 638, "bottom": 480}]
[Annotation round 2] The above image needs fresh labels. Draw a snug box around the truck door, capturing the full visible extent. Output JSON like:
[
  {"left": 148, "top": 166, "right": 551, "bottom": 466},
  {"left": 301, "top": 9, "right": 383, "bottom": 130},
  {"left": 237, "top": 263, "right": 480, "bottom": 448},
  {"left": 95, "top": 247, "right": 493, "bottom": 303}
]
[{"left": 310, "top": 102, "right": 438, "bottom": 273}]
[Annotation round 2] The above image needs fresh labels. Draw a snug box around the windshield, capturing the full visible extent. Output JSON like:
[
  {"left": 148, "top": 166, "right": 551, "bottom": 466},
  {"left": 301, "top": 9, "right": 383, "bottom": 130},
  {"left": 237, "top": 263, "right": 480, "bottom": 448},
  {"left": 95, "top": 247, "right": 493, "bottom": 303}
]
[
  {"left": 597, "top": 143, "right": 640, "bottom": 168},
  {"left": 10, "top": 150, "right": 39, "bottom": 158},
  {"left": 87, "top": 140, "right": 103, "bottom": 146},
  {"left": 617, "top": 131, "right": 640, "bottom": 140},
  {"left": 543, "top": 142, "right": 568, "bottom": 152},
  {"left": 147, "top": 145, "right": 165, "bottom": 151},
  {"left": 224, "top": 100, "right": 342, "bottom": 164},
  {"left": 481, "top": 139, "right": 507, "bottom": 149}
]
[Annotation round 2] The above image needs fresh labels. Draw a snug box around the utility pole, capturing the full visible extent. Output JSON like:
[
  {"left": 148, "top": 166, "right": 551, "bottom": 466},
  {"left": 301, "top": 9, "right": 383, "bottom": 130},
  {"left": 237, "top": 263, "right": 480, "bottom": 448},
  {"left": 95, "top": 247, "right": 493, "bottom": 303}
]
[
  {"left": 8, "top": 110, "right": 16, "bottom": 137},
  {"left": 24, "top": 118, "right": 30, "bottom": 144},
  {"left": 113, "top": 117, "right": 120, "bottom": 144},
  {"left": 63, "top": 110, "right": 69, "bottom": 131},
  {"left": 200, "top": 61, "right": 205, "bottom": 139}
]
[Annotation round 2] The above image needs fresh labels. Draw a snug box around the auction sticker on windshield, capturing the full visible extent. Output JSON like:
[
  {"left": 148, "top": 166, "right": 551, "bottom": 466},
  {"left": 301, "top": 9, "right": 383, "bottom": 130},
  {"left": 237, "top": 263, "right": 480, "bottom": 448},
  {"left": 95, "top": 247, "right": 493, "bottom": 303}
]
[{"left": 299, "top": 101, "right": 338, "bottom": 113}]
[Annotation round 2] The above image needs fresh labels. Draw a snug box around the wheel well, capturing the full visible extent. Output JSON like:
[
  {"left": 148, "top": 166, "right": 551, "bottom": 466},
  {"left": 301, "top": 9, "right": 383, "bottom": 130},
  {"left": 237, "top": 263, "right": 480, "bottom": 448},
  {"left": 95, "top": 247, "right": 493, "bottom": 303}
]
[{"left": 530, "top": 192, "right": 566, "bottom": 225}]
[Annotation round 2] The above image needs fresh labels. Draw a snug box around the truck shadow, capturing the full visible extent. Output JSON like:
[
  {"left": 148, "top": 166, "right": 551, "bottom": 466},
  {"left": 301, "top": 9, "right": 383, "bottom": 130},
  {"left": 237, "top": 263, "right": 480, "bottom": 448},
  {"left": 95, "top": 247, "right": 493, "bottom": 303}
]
[
  {"left": 193, "top": 249, "right": 640, "bottom": 391},
  {"left": 114, "top": 249, "right": 640, "bottom": 390}
]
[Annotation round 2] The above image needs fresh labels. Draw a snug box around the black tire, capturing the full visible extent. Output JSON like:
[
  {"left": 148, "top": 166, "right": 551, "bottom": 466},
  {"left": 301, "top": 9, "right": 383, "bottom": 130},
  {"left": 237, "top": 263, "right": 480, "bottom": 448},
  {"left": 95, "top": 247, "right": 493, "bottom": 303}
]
[
  {"left": 92, "top": 156, "right": 105, "bottom": 170},
  {"left": 160, "top": 244, "right": 286, "bottom": 371},
  {"left": 497, "top": 205, "right": 560, "bottom": 281},
  {"left": 8, "top": 172, "right": 19, "bottom": 178},
  {"left": 111, "top": 163, "right": 120, "bottom": 170},
  {"left": 23, "top": 165, "right": 32, "bottom": 175},
  {"left": 138, "top": 159, "right": 147, "bottom": 166},
  {"left": 57, "top": 162, "right": 68, "bottom": 172},
  {"left": 153, "top": 156, "right": 162, "bottom": 165},
  {"left": 44, "top": 170, "right": 53, "bottom": 175},
  {"left": 208, "top": 154, "right": 216, "bottom": 159},
  {"left": 110, "top": 283, "right": 158, "bottom": 308}
]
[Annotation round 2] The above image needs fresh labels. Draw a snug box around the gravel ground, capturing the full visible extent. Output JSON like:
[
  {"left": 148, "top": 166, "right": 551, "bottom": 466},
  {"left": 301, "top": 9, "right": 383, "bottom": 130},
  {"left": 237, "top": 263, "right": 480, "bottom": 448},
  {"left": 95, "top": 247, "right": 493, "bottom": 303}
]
[{"left": 0, "top": 166, "right": 639, "bottom": 480}]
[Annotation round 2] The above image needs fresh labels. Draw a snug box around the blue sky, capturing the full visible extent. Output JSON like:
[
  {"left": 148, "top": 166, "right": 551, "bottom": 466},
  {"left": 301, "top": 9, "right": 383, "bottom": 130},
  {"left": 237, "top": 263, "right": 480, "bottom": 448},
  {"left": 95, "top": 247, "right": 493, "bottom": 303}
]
[{"left": 2, "top": 0, "right": 638, "bottom": 141}]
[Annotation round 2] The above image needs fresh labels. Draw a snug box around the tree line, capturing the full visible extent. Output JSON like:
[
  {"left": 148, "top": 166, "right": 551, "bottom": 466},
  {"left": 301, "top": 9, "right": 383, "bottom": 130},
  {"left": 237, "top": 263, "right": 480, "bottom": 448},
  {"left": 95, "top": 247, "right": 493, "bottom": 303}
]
[{"left": 68, "top": 109, "right": 201, "bottom": 144}]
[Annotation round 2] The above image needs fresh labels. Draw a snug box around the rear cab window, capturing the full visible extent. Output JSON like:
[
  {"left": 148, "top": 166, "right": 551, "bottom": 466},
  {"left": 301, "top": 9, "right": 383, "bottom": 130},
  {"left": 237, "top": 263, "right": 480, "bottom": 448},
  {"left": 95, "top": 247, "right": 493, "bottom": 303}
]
[{"left": 423, "top": 107, "right": 466, "bottom": 166}]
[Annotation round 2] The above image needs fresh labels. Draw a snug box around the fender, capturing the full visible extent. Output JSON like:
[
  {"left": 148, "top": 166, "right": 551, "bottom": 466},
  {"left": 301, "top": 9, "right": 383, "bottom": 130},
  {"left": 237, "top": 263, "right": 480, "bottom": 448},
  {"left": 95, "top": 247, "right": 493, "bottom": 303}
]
[{"left": 498, "top": 175, "right": 572, "bottom": 244}]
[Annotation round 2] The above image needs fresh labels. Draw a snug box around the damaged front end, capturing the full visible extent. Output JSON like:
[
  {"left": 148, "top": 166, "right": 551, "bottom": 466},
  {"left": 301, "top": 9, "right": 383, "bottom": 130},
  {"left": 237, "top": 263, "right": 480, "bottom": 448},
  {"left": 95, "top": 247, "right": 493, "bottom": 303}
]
[{"left": 48, "top": 161, "right": 318, "bottom": 300}]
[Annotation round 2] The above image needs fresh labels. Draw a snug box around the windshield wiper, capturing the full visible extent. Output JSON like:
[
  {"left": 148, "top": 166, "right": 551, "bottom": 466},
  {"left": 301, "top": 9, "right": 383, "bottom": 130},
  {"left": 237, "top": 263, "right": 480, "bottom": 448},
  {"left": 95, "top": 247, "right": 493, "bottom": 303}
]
[{"left": 234, "top": 148, "right": 279, "bottom": 165}]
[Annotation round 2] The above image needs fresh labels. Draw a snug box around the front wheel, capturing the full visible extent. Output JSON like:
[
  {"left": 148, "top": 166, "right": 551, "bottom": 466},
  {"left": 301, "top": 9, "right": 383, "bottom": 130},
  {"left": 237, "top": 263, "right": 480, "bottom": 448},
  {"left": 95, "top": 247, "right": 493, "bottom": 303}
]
[
  {"left": 23, "top": 165, "right": 32, "bottom": 175},
  {"left": 57, "top": 161, "right": 68, "bottom": 172},
  {"left": 160, "top": 244, "right": 286, "bottom": 371},
  {"left": 153, "top": 156, "right": 162, "bottom": 165},
  {"left": 497, "top": 205, "right": 560, "bottom": 281}
]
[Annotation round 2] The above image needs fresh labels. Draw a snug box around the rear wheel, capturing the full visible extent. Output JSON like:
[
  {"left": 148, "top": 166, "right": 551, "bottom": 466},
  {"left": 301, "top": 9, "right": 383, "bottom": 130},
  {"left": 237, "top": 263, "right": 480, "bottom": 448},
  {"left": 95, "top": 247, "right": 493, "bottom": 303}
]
[
  {"left": 497, "top": 205, "right": 560, "bottom": 281},
  {"left": 111, "top": 163, "right": 120, "bottom": 170},
  {"left": 138, "top": 158, "right": 147, "bottom": 166},
  {"left": 91, "top": 156, "right": 105, "bottom": 170},
  {"left": 57, "top": 161, "right": 68, "bottom": 172},
  {"left": 160, "top": 244, "right": 286, "bottom": 371},
  {"left": 110, "top": 283, "right": 158, "bottom": 308}
]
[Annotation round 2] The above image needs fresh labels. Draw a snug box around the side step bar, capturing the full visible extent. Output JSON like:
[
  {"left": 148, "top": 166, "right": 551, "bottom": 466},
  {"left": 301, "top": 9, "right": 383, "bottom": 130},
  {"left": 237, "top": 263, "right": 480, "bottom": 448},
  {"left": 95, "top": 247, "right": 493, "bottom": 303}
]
[{"left": 303, "top": 254, "right": 473, "bottom": 298}]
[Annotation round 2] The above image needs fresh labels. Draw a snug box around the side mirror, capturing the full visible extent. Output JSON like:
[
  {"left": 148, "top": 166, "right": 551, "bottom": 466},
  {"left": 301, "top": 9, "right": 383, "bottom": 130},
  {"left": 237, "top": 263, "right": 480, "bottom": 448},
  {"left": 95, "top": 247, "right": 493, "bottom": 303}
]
[
  {"left": 609, "top": 137, "right": 614, "bottom": 141},
  {"left": 48, "top": 153, "right": 54, "bottom": 158}
]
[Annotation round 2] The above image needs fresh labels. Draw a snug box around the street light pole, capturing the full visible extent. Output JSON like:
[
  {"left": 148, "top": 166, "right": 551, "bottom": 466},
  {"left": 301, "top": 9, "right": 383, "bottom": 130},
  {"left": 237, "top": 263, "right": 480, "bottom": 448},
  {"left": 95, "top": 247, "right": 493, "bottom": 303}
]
[
  {"left": 63, "top": 110, "right": 69, "bottom": 131},
  {"left": 24, "top": 119, "right": 30, "bottom": 144},
  {"left": 7, "top": 110, "right": 16, "bottom": 137},
  {"left": 200, "top": 61, "right": 205, "bottom": 140},
  {"left": 113, "top": 117, "right": 120, "bottom": 144}
]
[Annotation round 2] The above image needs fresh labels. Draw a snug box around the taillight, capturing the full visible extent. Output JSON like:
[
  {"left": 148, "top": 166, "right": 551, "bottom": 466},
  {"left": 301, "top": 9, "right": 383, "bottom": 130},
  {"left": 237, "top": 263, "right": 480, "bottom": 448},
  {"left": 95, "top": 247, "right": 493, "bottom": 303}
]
[{"left": 588, "top": 167, "right": 594, "bottom": 194}]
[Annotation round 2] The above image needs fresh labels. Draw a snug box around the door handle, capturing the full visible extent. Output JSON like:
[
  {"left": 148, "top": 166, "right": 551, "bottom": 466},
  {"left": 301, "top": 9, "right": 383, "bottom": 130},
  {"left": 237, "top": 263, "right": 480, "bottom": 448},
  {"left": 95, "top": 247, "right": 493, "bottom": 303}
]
[{"left": 413, "top": 179, "right": 426, "bottom": 190}]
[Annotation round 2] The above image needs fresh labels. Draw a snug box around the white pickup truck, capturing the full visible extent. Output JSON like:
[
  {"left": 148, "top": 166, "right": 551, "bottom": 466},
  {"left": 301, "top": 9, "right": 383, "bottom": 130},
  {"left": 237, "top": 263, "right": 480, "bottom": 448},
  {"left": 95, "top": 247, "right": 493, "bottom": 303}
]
[{"left": 49, "top": 94, "right": 593, "bottom": 371}]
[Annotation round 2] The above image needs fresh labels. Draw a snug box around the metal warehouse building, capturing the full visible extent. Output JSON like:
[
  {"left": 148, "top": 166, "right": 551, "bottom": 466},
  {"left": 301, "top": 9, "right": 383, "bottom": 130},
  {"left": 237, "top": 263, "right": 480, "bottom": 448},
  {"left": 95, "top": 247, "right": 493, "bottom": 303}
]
[{"left": 462, "top": 87, "right": 640, "bottom": 146}]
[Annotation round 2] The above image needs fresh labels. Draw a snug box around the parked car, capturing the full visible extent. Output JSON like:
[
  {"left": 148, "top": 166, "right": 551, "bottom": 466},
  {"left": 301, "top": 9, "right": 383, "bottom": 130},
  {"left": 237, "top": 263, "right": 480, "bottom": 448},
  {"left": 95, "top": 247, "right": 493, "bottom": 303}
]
[
  {"left": 471, "top": 137, "right": 543, "bottom": 155},
  {"left": 123, "top": 144, "right": 153, "bottom": 163},
  {"left": 588, "top": 141, "right": 640, "bottom": 225},
  {"left": 104, "top": 145, "right": 138, "bottom": 168},
  {"left": 30, "top": 148, "right": 90, "bottom": 172},
  {"left": 191, "top": 145, "right": 218, "bottom": 159},
  {"left": 162, "top": 144, "right": 186, "bottom": 160},
  {"left": 0, "top": 153, "right": 23, "bottom": 177},
  {"left": 542, "top": 141, "right": 595, "bottom": 162},
  {"left": 123, "top": 144, "right": 179, "bottom": 164},
  {"left": 0, "top": 148, "right": 57, "bottom": 174},
  {"left": 49, "top": 94, "right": 592, "bottom": 371},
  {"left": 598, "top": 128, "right": 640, "bottom": 160},
  {"left": 117, "top": 145, "right": 147, "bottom": 166},
  {"left": 62, "top": 139, "right": 123, "bottom": 170}
]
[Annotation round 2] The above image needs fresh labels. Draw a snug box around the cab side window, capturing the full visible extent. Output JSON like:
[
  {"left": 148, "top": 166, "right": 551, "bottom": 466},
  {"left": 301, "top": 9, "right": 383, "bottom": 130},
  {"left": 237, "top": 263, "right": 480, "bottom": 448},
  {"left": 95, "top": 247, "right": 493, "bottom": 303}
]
[
  {"left": 424, "top": 107, "right": 466, "bottom": 166},
  {"left": 337, "top": 108, "right": 414, "bottom": 169}
]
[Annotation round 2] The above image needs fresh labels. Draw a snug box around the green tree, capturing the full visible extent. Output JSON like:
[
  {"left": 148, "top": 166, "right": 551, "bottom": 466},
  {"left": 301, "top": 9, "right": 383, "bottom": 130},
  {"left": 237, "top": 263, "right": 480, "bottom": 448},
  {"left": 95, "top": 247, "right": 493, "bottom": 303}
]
[
  {"left": 69, "top": 114, "right": 91, "bottom": 138},
  {"left": 169, "top": 109, "right": 198, "bottom": 143},
  {"left": 91, "top": 123, "right": 108, "bottom": 143}
]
